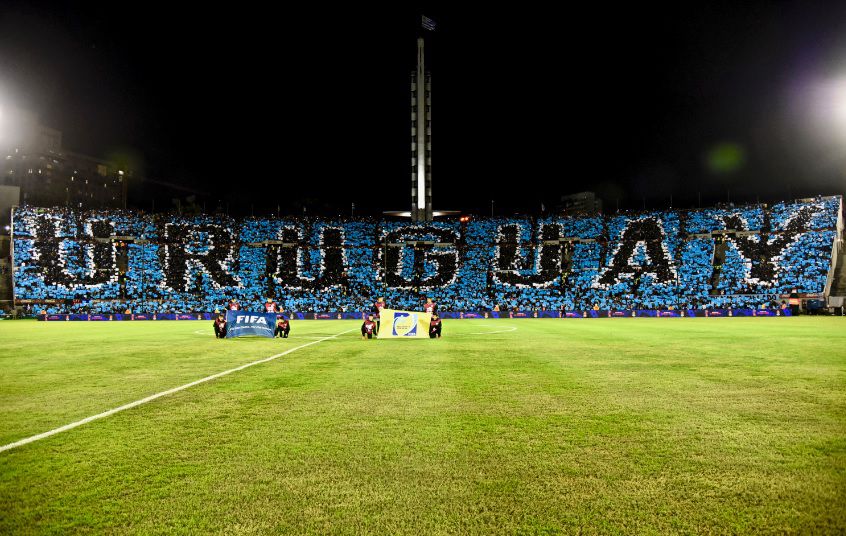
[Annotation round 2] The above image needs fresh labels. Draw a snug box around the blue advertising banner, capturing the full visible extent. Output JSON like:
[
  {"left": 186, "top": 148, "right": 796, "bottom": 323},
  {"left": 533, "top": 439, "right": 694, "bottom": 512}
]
[
  {"left": 35, "top": 308, "right": 793, "bottom": 322},
  {"left": 439, "top": 311, "right": 502, "bottom": 319},
  {"left": 225, "top": 310, "right": 276, "bottom": 338}
]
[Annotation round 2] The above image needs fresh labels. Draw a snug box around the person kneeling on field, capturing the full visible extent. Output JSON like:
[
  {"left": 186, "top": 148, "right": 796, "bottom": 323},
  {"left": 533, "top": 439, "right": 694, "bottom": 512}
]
[
  {"left": 213, "top": 313, "right": 227, "bottom": 338},
  {"left": 274, "top": 317, "right": 290, "bottom": 338},
  {"left": 362, "top": 314, "right": 377, "bottom": 340},
  {"left": 429, "top": 313, "right": 442, "bottom": 339}
]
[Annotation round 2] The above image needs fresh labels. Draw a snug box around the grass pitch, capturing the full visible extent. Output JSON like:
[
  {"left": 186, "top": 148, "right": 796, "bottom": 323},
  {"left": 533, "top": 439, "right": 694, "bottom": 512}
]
[{"left": 1, "top": 317, "right": 845, "bottom": 534}]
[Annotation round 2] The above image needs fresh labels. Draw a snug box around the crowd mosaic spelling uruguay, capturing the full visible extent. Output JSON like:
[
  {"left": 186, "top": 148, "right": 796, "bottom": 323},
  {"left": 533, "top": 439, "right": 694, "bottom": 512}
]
[{"left": 9, "top": 197, "right": 841, "bottom": 315}]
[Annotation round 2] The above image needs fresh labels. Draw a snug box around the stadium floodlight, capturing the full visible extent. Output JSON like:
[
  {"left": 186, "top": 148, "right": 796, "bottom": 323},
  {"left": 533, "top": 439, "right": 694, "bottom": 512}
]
[
  {"left": 832, "top": 79, "right": 846, "bottom": 126},
  {"left": 805, "top": 77, "right": 846, "bottom": 142}
]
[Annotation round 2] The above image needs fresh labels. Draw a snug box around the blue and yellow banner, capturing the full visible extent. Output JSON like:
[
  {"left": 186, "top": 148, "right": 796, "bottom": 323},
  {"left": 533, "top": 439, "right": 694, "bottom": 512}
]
[{"left": 379, "top": 309, "right": 432, "bottom": 338}]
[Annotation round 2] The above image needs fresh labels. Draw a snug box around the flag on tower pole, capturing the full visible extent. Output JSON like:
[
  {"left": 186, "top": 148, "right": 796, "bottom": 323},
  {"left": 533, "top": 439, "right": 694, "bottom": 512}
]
[{"left": 422, "top": 15, "right": 436, "bottom": 31}]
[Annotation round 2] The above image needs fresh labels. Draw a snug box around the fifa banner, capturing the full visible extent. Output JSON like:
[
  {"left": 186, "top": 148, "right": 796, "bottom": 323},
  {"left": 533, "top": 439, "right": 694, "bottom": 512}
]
[
  {"left": 379, "top": 309, "right": 432, "bottom": 339},
  {"left": 225, "top": 310, "right": 276, "bottom": 338}
]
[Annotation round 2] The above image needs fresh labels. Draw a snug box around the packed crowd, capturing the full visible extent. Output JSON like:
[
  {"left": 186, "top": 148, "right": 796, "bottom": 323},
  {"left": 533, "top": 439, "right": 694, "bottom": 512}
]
[{"left": 10, "top": 197, "right": 840, "bottom": 314}]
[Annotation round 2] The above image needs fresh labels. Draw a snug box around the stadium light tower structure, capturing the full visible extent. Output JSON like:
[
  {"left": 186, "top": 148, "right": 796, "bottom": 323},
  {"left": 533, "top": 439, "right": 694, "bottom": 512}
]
[
  {"left": 386, "top": 17, "right": 457, "bottom": 222},
  {"left": 411, "top": 36, "right": 433, "bottom": 222}
]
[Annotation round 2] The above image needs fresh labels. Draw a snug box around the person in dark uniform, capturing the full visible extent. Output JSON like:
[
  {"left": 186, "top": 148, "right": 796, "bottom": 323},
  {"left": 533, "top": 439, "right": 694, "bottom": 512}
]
[
  {"left": 362, "top": 314, "right": 378, "bottom": 340},
  {"left": 429, "top": 313, "right": 442, "bottom": 339},
  {"left": 274, "top": 316, "right": 290, "bottom": 338},
  {"left": 213, "top": 313, "right": 227, "bottom": 338},
  {"left": 788, "top": 288, "right": 800, "bottom": 316}
]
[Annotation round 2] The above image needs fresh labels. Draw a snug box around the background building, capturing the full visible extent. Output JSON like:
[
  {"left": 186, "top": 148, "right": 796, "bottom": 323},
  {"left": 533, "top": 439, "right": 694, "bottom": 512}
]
[
  {"left": 559, "top": 191, "right": 603, "bottom": 216},
  {"left": 0, "top": 107, "right": 129, "bottom": 209}
]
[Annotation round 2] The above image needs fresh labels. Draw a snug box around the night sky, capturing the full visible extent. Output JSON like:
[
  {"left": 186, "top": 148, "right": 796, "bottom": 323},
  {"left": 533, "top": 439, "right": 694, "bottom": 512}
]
[{"left": 1, "top": 2, "right": 845, "bottom": 216}]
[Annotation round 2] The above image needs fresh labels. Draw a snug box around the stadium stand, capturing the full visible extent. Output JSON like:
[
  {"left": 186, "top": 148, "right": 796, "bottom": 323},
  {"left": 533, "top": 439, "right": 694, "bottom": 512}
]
[{"left": 10, "top": 197, "right": 841, "bottom": 314}]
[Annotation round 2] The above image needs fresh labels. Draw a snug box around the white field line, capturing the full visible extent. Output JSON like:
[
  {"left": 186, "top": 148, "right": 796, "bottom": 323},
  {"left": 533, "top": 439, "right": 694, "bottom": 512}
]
[
  {"left": 461, "top": 324, "right": 518, "bottom": 336},
  {"left": 193, "top": 330, "right": 342, "bottom": 339},
  {"left": 0, "top": 328, "right": 357, "bottom": 454}
]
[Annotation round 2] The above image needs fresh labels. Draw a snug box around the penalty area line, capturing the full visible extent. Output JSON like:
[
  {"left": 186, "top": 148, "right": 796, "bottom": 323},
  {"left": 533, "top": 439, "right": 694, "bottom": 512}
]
[
  {"left": 0, "top": 327, "right": 357, "bottom": 454},
  {"left": 451, "top": 324, "right": 518, "bottom": 336},
  {"left": 468, "top": 325, "right": 517, "bottom": 335}
]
